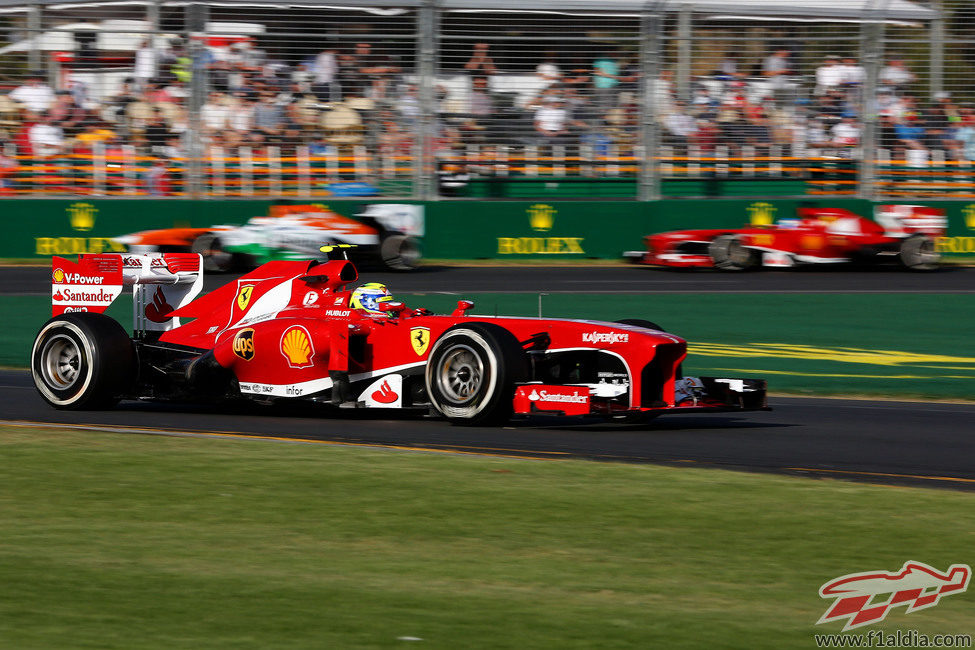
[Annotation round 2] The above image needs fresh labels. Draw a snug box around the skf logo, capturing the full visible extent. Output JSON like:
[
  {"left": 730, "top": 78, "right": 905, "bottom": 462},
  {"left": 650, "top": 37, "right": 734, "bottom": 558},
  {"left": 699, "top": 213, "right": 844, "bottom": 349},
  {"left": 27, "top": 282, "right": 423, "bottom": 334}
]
[
  {"left": 53, "top": 268, "right": 65, "bottom": 283},
  {"left": 232, "top": 328, "right": 255, "bottom": 361},
  {"left": 817, "top": 561, "right": 970, "bottom": 631},
  {"left": 964, "top": 204, "right": 975, "bottom": 230},
  {"left": 280, "top": 325, "right": 314, "bottom": 368},
  {"left": 236, "top": 285, "right": 255, "bottom": 311},
  {"left": 528, "top": 204, "right": 555, "bottom": 232},
  {"left": 747, "top": 201, "right": 776, "bottom": 226},
  {"left": 411, "top": 327, "right": 430, "bottom": 356},
  {"left": 67, "top": 202, "right": 97, "bottom": 231}
]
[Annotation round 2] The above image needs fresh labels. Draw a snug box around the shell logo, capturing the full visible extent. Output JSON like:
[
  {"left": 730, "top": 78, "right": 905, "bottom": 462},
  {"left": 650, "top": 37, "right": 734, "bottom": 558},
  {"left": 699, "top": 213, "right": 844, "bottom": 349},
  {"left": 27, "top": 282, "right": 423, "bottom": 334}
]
[
  {"left": 280, "top": 325, "right": 315, "bottom": 368},
  {"left": 53, "top": 268, "right": 65, "bottom": 283}
]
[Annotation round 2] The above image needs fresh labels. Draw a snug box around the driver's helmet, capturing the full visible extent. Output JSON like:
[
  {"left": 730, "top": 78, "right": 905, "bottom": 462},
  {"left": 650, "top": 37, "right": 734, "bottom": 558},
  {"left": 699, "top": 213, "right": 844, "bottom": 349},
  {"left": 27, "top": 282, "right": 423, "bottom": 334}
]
[{"left": 350, "top": 282, "right": 394, "bottom": 314}]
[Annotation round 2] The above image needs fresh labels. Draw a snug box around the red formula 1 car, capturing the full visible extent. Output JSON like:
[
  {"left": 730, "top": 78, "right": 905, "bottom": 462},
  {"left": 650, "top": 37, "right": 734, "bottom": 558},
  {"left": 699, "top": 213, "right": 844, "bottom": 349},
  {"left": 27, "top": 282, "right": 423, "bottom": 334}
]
[
  {"left": 626, "top": 205, "right": 947, "bottom": 271},
  {"left": 32, "top": 251, "right": 768, "bottom": 426}
]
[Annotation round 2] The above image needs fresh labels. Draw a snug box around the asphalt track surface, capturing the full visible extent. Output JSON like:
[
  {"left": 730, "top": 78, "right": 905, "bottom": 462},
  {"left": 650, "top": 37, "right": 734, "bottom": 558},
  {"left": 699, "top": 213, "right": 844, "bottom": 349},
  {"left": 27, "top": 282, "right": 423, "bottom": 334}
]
[
  {"left": 3, "top": 263, "right": 975, "bottom": 295},
  {"left": 3, "top": 369, "right": 974, "bottom": 490},
  {"left": 5, "top": 264, "right": 974, "bottom": 489}
]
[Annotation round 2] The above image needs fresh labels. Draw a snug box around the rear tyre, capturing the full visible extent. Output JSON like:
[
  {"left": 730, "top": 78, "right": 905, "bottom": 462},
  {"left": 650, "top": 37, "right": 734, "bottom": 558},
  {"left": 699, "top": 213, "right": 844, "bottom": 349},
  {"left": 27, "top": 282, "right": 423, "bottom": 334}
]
[
  {"left": 709, "top": 234, "right": 758, "bottom": 271},
  {"left": 899, "top": 234, "right": 939, "bottom": 271},
  {"left": 379, "top": 234, "right": 421, "bottom": 271},
  {"left": 425, "top": 323, "right": 528, "bottom": 426},
  {"left": 31, "top": 313, "right": 135, "bottom": 410},
  {"left": 191, "top": 232, "right": 235, "bottom": 272}
]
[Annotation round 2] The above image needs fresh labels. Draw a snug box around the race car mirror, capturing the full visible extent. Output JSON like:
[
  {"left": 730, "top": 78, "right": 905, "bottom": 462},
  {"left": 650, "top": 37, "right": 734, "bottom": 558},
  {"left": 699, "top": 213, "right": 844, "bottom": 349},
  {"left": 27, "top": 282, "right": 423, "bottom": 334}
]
[
  {"left": 379, "top": 301, "right": 406, "bottom": 314},
  {"left": 452, "top": 300, "right": 474, "bottom": 316}
]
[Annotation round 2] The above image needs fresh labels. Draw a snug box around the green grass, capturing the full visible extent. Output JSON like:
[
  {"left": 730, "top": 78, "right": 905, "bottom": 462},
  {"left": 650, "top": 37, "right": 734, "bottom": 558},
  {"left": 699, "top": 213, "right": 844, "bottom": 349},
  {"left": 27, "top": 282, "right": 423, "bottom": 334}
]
[
  {"left": 4, "top": 292, "right": 974, "bottom": 399},
  {"left": 0, "top": 426, "right": 972, "bottom": 649}
]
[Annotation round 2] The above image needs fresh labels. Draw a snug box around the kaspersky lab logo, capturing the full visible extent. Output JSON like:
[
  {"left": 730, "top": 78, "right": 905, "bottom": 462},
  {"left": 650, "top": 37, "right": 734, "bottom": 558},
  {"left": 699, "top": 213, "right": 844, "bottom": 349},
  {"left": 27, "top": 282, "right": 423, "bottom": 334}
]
[
  {"left": 67, "top": 202, "right": 97, "bottom": 232},
  {"left": 747, "top": 201, "right": 777, "bottom": 226},
  {"left": 817, "top": 561, "right": 970, "bottom": 631}
]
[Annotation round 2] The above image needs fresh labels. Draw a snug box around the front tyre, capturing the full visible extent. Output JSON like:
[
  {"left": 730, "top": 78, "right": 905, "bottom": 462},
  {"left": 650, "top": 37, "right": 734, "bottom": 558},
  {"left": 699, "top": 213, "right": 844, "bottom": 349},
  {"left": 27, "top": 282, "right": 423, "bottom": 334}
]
[
  {"left": 425, "top": 323, "right": 528, "bottom": 426},
  {"left": 31, "top": 313, "right": 135, "bottom": 409},
  {"left": 709, "top": 234, "right": 758, "bottom": 271},
  {"left": 899, "top": 234, "right": 939, "bottom": 271}
]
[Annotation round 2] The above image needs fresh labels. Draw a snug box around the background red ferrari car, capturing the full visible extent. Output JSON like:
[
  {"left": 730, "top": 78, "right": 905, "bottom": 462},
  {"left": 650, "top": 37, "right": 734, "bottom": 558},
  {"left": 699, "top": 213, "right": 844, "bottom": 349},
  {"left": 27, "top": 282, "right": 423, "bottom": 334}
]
[{"left": 627, "top": 204, "right": 947, "bottom": 271}]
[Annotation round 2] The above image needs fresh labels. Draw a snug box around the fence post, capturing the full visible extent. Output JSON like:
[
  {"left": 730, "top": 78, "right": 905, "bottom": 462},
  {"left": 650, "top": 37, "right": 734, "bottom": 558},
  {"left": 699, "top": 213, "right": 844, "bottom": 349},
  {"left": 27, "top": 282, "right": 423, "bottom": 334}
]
[
  {"left": 27, "top": 2, "right": 41, "bottom": 72},
  {"left": 929, "top": 0, "right": 945, "bottom": 100},
  {"left": 185, "top": 2, "right": 209, "bottom": 199},
  {"left": 639, "top": 2, "right": 663, "bottom": 201},
  {"left": 857, "top": 0, "right": 887, "bottom": 201},
  {"left": 676, "top": 4, "right": 692, "bottom": 103},
  {"left": 414, "top": 0, "right": 438, "bottom": 200}
]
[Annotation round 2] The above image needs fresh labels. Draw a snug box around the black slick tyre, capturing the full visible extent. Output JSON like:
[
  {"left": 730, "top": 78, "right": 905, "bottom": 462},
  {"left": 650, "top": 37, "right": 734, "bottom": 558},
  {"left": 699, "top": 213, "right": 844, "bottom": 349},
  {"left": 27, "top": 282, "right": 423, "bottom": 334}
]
[
  {"left": 191, "top": 232, "right": 235, "bottom": 272},
  {"left": 709, "top": 234, "right": 758, "bottom": 271},
  {"left": 31, "top": 312, "right": 135, "bottom": 409},
  {"left": 425, "top": 323, "right": 528, "bottom": 426},
  {"left": 899, "top": 234, "right": 939, "bottom": 271},
  {"left": 615, "top": 318, "right": 665, "bottom": 332},
  {"left": 379, "top": 234, "right": 421, "bottom": 271}
]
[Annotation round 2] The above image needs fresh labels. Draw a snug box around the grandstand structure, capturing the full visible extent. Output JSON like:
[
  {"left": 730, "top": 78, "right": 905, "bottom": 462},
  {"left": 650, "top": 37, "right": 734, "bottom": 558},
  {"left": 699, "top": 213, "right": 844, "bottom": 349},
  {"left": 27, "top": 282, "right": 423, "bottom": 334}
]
[{"left": 0, "top": 0, "right": 970, "bottom": 200}]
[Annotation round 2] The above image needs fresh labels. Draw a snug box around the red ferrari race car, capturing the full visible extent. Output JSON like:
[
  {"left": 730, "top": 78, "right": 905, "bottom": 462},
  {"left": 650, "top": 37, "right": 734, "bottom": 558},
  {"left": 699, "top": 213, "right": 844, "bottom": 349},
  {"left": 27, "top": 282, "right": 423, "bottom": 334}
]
[
  {"left": 625, "top": 205, "right": 947, "bottom": 271},
  {"left": 32, "top": 250, "right": 767, "bottom": 426}
]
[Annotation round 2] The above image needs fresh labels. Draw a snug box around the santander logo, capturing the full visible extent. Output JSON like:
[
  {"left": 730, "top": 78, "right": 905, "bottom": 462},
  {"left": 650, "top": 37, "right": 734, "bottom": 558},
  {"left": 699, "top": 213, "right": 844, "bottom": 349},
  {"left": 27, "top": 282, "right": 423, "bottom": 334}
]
[
  {"left": 529, "top": 388, "right": 588, "bottom": 404},
  {"left": 371, "top": 379, "right": 399, "bottom": 404}
]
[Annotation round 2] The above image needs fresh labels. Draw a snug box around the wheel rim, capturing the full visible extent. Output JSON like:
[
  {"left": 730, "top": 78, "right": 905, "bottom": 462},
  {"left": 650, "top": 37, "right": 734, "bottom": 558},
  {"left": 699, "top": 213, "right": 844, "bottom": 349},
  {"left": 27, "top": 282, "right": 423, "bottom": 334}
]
[
  {"left": 40, "top": 334, "right": 81, "bottom": 390},
  {"left": 438, "top": 345, "right": 483, "bottom": 403}
]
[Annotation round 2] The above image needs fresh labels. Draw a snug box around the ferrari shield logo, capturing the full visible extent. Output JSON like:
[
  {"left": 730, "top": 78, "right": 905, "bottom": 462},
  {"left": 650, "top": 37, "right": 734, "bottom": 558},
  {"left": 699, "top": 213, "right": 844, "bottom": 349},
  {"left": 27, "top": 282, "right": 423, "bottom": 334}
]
[
  {"left": 236, "top": 285, "right": 254, "bottom": 311},
  {"left": 410, "top": 327, "right": 430, "bottom": 356}
]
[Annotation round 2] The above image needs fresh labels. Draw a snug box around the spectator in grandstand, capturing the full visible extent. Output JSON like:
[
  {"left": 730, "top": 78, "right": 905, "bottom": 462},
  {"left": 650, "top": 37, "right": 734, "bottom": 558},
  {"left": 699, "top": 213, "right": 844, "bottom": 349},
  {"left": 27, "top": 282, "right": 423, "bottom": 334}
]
[
  {"left": 48, "top": 91, "right": 86, "bottom": 139},
  {"left": 28, "top": 112, "right": 65, "bottom": 157},
  {"left": 464, "top": 42, "right": 498, "bottom": 77},
  {"left": 591, "top": 50, "right": 622, "bottom": 111},
  {"left": 839, "top": 56, "right": 865, "bottom": 88},
  {"left": 814, "top": 55, "right": 844, "bottom": 95},
  {"left": 924, "top": 94, "right": 961, "bottom": 154},
  {"left": 691, "top": 87, "right": 719, "bottom": 119},
  {"left": 9, "top": 71, "right": 55, "bottom": 114},
  {"left": 533, "top": 96, "right": 583, "bottom": 150},
  {"left": 201, "top": 91, "right": 232, "bottom": 133},
  {"left": 254, "top": 91, "right": 285, "bottom": 140},
  {"left": 714, "top": 51, "right": 745, "bottom": 79},
  {"left": 468, "top": 77, "right": 495, "bottom": 117},
  {"left": 312, "top": 47, "right": 339, "bottom": 103},
  {"left": 662, "top": 101, "right": 697, "bottom": 153},
  {"left": 830, "top": 116, "right": 860, "bottom": 148},
  {"left": 74, "top": 119, "right": 118, "bottom": 152},
  {"left": 878, "top": 114, "right": 901, "bottom": 151},
  {"left": 227, "top": 90, "right": 256, "bottom": 133},
  {"left": 880, "top": 57, "right": 916, "bottom": 91},
  {"left": 134, "top": 39, "right": 157, "bottom": 91},
  {"left": 690, "top": 117, "right": 720, "bottom": 153},
  {"left": 894, "top": 114, "right": 927, "bottom": 152},
  {"left": 535, "top": 52, "right": 562, "bottom": 89},
  {"left": 143, "top": 108, "right": 173, "bottom": 152},
  {"left": 762, "top": 48, "right": 793, "bottom": 88},
  {"left": 804, "top": 116, "right": 832, "bottom": 149},
  {"left": 954, "top": 107, "right": 975, "bottom": 161}
]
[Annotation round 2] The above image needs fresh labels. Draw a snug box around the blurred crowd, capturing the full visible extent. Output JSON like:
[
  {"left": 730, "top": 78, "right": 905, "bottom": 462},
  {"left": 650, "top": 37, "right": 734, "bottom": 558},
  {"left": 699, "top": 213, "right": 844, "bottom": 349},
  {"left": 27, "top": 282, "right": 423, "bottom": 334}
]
[{"left": 4, "top": 36, "right": 975, "bottom": 182}]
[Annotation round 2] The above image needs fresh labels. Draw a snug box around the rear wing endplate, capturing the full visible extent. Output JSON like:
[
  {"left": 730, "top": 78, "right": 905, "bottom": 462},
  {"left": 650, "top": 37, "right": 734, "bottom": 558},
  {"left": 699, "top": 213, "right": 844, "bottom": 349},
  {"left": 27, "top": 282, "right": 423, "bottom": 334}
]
[{"left": 52, "top": 253, "right": 204, "bottom": 334}]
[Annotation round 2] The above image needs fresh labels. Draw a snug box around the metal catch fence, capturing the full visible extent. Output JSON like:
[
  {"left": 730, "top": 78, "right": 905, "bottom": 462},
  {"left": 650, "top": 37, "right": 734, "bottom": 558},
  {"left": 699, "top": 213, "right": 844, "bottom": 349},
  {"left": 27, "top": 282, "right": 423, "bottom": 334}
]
[{"left": 0, "top": 0, "right": 967, "bottom": 200}]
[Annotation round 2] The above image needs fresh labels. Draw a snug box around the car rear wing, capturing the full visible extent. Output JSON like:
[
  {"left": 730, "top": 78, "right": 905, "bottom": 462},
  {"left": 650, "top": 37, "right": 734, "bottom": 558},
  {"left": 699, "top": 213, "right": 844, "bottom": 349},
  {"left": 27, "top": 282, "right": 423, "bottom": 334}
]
[{"left": 52, "top": 253, "right": 203, "bottom": 334}]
